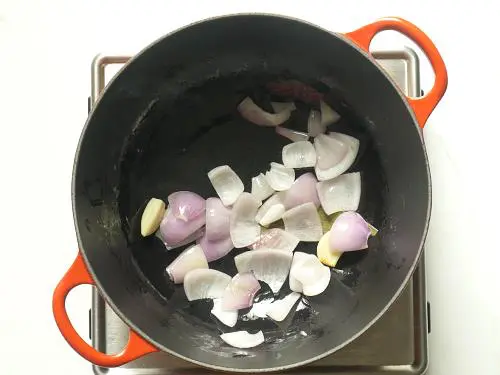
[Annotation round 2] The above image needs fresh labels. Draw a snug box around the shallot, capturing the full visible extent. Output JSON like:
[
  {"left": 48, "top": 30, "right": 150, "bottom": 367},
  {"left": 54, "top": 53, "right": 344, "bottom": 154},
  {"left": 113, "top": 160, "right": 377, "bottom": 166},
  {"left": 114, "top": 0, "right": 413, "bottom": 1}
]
[
  {"left": 183, "top": 269, "right": 231, "bottom": 301},
  {"left": 289, "top": 252, "right": 331, "bottom": 296},
  {"left": 255, "top": 193, "right": 284, "bottom": 223},
  {"left": 205, "top": 197, "right": 231, "bottom": 241},
  {"left": 316, "top": 172, "right": 361, "bottom": 215},
  {"left": 251, "top": 173, "right": 274, "bottom": 201},
  {"left": 230, "top": 193, "right": 261, "bottom": 248},
  {"left": 275, "top": 127, "right": 309, "bottom": 142},
  {"left": 307, "top": 109, "right": 325, "bottom": 137},
  {"left": 282, "top": 141, "right": 316, "bottom": 168},
  {"left": 271, "top": 101, "right": 296, "bottom": 113},
  {"left": 281, "top": 172, "right": 320, "bottom": 209},
  {"left": 160, "top": 207, "right": 205, "bottom": 247},
  {"left": 198, "top": 233, "right": 234, "bottom": 262},
  {"left": 238, "top": 97, "right": 292, "bottom": 127},
  {"left": 249, "top": 228, "right": 299, "bottom": 253},
  {"left": 166, "top": 244, "right": 208, "bottom": 284},
  {"left": 220, "top": 330, "right": 264, "bottom": 349},
  {"left": 282, "top": 202, "right": 323, "bottom": 242},
  {"left": 329, "top": 211, "right": 371, "bottom": 252},
  {"left": 257, "top": 203, "right": 285, "bottom": 227},
  {"left": 211, "top": 299, "right": 238, "bottom": 327},
  {"left": 221, "top": 272, "right": 261, "bottom": 311},
  {"left": 265, "top": 162, "right": 295, "bottom": 191},
  {"left": 208, "top": 165, "right": 244, "bottom": 206},
  {"left": 266, "top": 292, "right": 301, "bottom": 322},
  {"left": 320, "top": 101, "right": 340, "bottom": 126},
  {"left": 314, "top": 133, "right": 359, "bottom": 181}
]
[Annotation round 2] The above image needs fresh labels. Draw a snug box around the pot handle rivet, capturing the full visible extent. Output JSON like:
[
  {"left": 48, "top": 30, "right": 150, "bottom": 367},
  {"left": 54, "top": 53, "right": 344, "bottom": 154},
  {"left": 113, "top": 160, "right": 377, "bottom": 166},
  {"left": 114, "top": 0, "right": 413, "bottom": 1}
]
[{"left": 52, "top": 252, "right": 158, "bottom": 367}]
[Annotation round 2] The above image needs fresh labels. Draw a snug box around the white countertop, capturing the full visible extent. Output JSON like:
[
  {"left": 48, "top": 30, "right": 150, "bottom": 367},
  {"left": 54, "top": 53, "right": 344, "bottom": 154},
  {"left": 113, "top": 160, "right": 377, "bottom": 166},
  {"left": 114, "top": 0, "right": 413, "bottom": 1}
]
[{"left": 1, "top": 1, "right": 499, "bottom": 374}]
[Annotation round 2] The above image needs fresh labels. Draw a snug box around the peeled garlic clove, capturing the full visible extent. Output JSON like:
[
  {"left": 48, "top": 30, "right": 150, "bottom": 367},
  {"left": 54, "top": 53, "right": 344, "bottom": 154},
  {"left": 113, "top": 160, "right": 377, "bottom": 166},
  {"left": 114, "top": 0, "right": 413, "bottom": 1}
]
[
  {"left": 160, "top": 208, "right": 205, "bottom": 246},
  {"left": 166, "top": 244, "right": 208, "bottom": 284},
  {"left": 307, "top": 109, "right": 325, "bottom": 137},
  {"left": 288, "top": 252, "right": 309, "bottom": 293},
  {"left": 282, "top": 141, "right": 316, "bottom": 169},
  {"left": 208, "top": 165, "right": 244, "bottom": 206},
  {"left": 265, "top": 162, "right": 295, "bottom": 191},
  {"left": 235, "top": 249, "right": 293, "bottom": 294},
  {"left": 282, "top": 202, "right": 323, "bottom": 242},
  {"left": 238, "top": 97, "right": 291, "bottom": 127},
  {"left": 220, "top": 330, "right": 264, "bottom": 349},
  {"left": 320, "top": 101, "right": 340, "bottom": 126},
  {"left": 251, "top": 173, "right": 274, "bottom": 202},
  {"left": 168, "top": 191, "right": 206, "bottom": 222},
  {"left": 317, "top": 231, "right": 342, "bottom": 267},
  {"left": 255, "top": 193, "right": 284, "bottom": 223},
  {"left": 205, "top": 197, "right": 231, "bottom": 241},
  {"left": 230, "top": 193, "right": 261, "bottom": 248},
  {"left": 183, "top": 269, "right": 231, "bottom": 301},
  {"left": 329, "top": 211, "right": 371, "bottom": 252},
  {"left": 291, "top": 253, "right": 331, "bottom": 296},
  {"left": 282, "top": 172, "right": 320, "bottom": 209},
  {"left": 258, "top": 203, "right": 285, "bottom": 227},
  {"left": 368, "top": 223, "right": 378, "bottom": 236},
  {"left": 211, "top": 299, "right": 238, "bottom": 327},
  {"left": 314, "top": 133, "right": 359, "bottom": 181},
  {"left": 198, "top": 233, "right": 234, "bottom": 262},
  {"left": 221, "top": 272, "right": 261, "bottom": 311},
  {"left": 276, "top": 127, "right": 309, "bottom": 142},
  {"left": 316, "top": 172, "right": 361, "bottom": 215},
  {"left": 249, "top": 228, "right": 299, "bottom": 253},
  {"left": 141, "top": 198, "right": 166, "bottom": 236},
  {"left": 266, "top": 292, "right": 301, "bottom": 322}
]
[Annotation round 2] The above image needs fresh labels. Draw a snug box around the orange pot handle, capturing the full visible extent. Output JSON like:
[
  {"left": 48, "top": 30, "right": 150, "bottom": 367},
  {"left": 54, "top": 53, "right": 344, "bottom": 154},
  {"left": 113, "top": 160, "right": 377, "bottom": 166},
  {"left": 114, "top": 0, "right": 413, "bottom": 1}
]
[
  {"left": 52, "top": 253, "right": 158, "bottom": 367},
  {"left": 345, "top": 17, "right": 448, "bottom": 128}
]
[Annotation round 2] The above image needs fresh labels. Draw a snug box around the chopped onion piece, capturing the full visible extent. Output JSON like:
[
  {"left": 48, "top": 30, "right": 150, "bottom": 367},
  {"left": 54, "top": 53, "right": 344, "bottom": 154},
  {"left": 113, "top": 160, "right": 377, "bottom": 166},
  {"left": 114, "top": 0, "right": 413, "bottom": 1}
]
[
  {"left": 308, "top": 109, "right": 325, "bottom": 137},
  {"left": 238, "top": 97, "right": 291, "bottom": 127},
  {"left": 290, "top": 253, "right": 331, "bottom": 296},
  {"left": 251, "top": 173, "right": 274, "bottom": 201},
  {"left": 316, "top": 172, "right": 361, "bottom": 215},
  {"left": 258, "top": 203, "right": 285, "bottom": 226},
  {"left": 234, "top": 250, "right": 293, "bottom": 294},
  {"left": 250, "top": 228, "right": 299, "bottom": 253},
  {"left": 266, "top": 292, "right": 301, "bottom": 321},
  {"left": 221, "top": 272, "right": 261, "bottom": 311},
  {"left": 265, "top": 162, "right": 295, "bottom": 191},
  {"left": 157, "top": 226, "right": 204, "bottom": 251},
  {"left": 230, "top": 193, "right": 262, "bottom": 248},
  {"left": 208, "top": 165, "right": 244, "bottom": 206},
  {"left": 271, "top": 101, "right": 296, "bottom": 113},
  {"left": 211, "top": 299, "right": 238, "bottom": 327},
  {"left": 183, "top": 269, "right": 231, "bottom": 301},
  {"left": 317, "top": 231, "right": 342, "bottom": 267},
  {"left": 220, "top": 330, "right": 264, "bottom": 349},
  {"left": 160, "top": 207, "right": 205, "bottom": 246},
  {"left": 314, "top": 133, "right": 359, "bottom": 181},
  {"left": 255, "top": 193, "right": 284, "bottom": 223},
  {"left": 330, "top": 211, "right": 371, "bottom": 252},
  {"left": 289, "top": 252, "right": 309, "bottom": 293},
  {"left": 320, "top": 101, "right": 341, "bottom": 126},
  {"left": 282, "top": 141, "right": 316, "bottom": 169},
  {"left": 166, "top": 244, "right": 208, "bottom": 284},
  {"left": 275, "top": 127, "right": 309, "bottom": 142},
  {"left": 205, "top": 197, "right": 231, "bottom": 241},
  {"left": 282, "top": 172, "right": 320, "bottom": 209},
  {"left": 282, "top": 202, "right": 323, "bottom": 242},
  {"left": 168, "top": 191, "right": 206, "bottom": 222},
  {"left": 141, "top": 198, "right": 166, "bottom": 237},
  {"left": 198, "top": 233, "right": 234, "bottom": 262}
]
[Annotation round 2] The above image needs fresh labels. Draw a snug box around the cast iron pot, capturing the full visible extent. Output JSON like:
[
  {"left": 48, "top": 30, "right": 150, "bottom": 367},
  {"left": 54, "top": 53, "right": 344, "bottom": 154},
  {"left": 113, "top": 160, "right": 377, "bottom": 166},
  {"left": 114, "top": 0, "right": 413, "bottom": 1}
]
[{"left": 53, "top": 14, "right": 447, "bottom": 372}]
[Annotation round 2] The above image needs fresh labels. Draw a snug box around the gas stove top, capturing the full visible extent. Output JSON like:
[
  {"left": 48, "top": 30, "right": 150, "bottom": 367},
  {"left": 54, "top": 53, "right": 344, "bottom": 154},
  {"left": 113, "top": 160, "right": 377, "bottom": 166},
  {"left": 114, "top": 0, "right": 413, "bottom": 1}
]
[{"left": 88, "top": 48, "right": 430, "bottom": 375}]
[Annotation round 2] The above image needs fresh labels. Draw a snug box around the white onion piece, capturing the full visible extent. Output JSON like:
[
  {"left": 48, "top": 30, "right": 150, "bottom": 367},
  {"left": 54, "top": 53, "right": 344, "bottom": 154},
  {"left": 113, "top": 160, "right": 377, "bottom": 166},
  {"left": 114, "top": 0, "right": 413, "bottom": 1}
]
[
  {"left": 271, "top": 101, "right": 296, "bottom": 113},
  {"left": 258, "top": 203, "right": 285, "bottom": 226},
  {"left": 255, "top": 193, "right": 284, "bottom": 223},
  {"left": 316, "top": 172, "right": 361, "bottom": 215},
  {"left": 289, "top": 252, "right": 309, "bottom": 293},
  {"left": 249, "top": 228, "right": 299, "bottom": 253},
  {"left": 160, "top": 208, "right": 205, "bottom": 246},
  {"left": 168, "top": 191, "right": 206, "bottom": 222},
  {"left": 282, "top": 172, "right": 320, "bottom": 209},
  {"left": 265, "top": 162, "right": 295, "bottom": 191},
  {"left": 205, "top": 197, "right": 231, "bottom": 241},
  {"left": 211, "top": 299, "right": 237, "bottom": 327},
  {"left": 320, "top": 101, "right": 341, "bottom": 126},
  {"left": 266, "top": 292, "right": 301, "bottom": 321},
  {"left": 238, "top": 97, "right": 291, "bottom": 127},
  {"left": 208, "top": 165, "right": 244, "bottom": 206},
  {"left": 251, "top": 173, "right": 274, "bottom": 201},
  {"left": 220, "top": 330, "right": 264, "bottom": 349},
  {"left": 234, "top": 250, "right": 293, "bottom": 294},
  {"left": 166, "top": 244, "right": 208, "bottom": 284},
  {"left": 308, "top": 109, "right": 325, "bottom": 137},
  {"left": 282, "top": 202, "right": 323, "bottom": 242},
  {"left": 183, "top": 269, "right": 231, "bottom": 301},
  {"left": 198, "top": 233, "right": 234, "bottom": 262},
  {"left": 275, "top": 127, "right": 309, "bottom": 142},
  {"left": 161, "top": 227, "right": 204, "bottom": 251},
  {"left": 282, "top": 141, "right": 316, "bottom": 169},
  {"left": 290, "top": 253, "right": 331, "bottom": 296},
  {"left": 221, "top": 272, "right": 261, "bottom": 311},
  {"left": 329, "top": 211, "right": 371, "bottom": 252},
  {"left": 314, "top": 133, "right": 360, "bottom": 181},
  {"left": 230, "top": 193, "right": 262, "bottom": 248}
]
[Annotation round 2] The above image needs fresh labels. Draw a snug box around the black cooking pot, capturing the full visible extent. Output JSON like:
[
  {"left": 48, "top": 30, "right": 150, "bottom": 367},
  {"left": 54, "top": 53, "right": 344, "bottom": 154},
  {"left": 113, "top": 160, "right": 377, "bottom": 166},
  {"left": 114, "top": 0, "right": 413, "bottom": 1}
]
[{"left": 53, "top": 14, "right": 447, "bottom": 372}]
